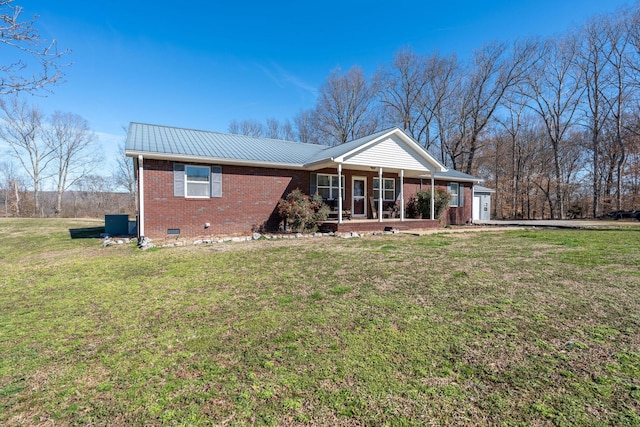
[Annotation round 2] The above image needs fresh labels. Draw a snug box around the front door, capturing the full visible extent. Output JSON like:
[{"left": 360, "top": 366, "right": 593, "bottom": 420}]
[{"left": 352, "top": 177, "right": 366, "bottom": 217}]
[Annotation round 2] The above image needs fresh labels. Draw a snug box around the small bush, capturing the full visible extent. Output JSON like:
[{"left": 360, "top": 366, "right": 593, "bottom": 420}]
[
  {"left": 277, "top": 189, "right": 329, "bottom": 232},
  {"left": 415, "top": 188, "right": 451, "bottom": 219},
  {"left": 406, "top": 197, "right": 418, "bottom": 218}
]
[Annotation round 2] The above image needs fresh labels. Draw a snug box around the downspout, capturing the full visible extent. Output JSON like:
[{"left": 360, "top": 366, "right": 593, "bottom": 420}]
[
  {"left": 378, "top": 167, "right": 383, "bottom": 222},
  {"left": 138, "top": 155, "right": 145, "bottom": 239},
  {"left": 337, "top": 163, "right": 343, "bottom": 224},
  {"left": 400, "top": 169, "right": 404, "bottom": 221},
  {"left": 431, "top": 174, "right": 435, "bottom": 220}
]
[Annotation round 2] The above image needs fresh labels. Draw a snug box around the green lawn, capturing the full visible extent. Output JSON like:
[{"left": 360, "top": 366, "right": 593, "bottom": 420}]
[{"left": 0, "top": 218, "right": 639, "bottom": 426}]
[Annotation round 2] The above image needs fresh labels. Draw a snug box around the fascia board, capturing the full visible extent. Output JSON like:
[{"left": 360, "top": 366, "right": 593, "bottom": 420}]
[
  {"left": 423, "top": 173, "right": 483, "bottom": 183},
  {"left": 124, "top": 150, "right": 307, "bottom": 170}
]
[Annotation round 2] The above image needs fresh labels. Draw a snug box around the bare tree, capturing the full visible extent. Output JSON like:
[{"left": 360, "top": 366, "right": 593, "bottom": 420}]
[
  {"left": 294, "top": 109, "right": 320, "bottom": 144},
  {"left": 315, "top": 66, "right": 379, "bottom": 145},
  {"left": 605, "top": 10, "right": 633, "bottom": 211},
  {"left": 228, "top": 119, "right": 264, "bottom": 137},
  {"left": 265, "top": 117, "right": 295, "bottom": 140},
  {"left": 420, "top": 52, "right": 461, "bottom": 155},
  {"left": 521, "top": 35, "right": 583, "bottom": 218},
  {"left": 0, "top": 160, "right": 25, "bottom": 216},
  {"left": 0, "top": 1, "right": 70, "bottom": 94},
  {"left": 451, "top": 40, "right": 539, "bottom": 174},
  {"left": 576, "top": 15, "right": 614, "bottom": 217},
  {"left": 424, "top": 53, "right": 462, "bottom": 164},
  {"left": 114, "top": 142, "right": 135, "bottom": 194},
  {"left": 44, "top": 111, "right": 96, "bottom": 216},
  {"left": 266, "top": 117, "right": 280, "bottom": 139},
  {"left": 0, "top": 97, "right": 51, "bottom": 216},
  {"left": 280, "top": 119, "right": 294, "bottom": 141},
  {"left": 376, "top": 47, "right": 429, "bottom": 141},
  {"left": 227, "top": 119, "right": 240, "bottom": 134},
  {"left": 494, "top": 98, "right": 530, "bottom": 218},
  {"left": 625, "top": 3, "right": 640, "bottom": 82}
]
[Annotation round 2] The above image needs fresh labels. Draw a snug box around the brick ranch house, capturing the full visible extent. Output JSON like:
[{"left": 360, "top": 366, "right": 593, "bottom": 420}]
[{"left": 125, "top": 123, "right": 483, "bottom": 239}]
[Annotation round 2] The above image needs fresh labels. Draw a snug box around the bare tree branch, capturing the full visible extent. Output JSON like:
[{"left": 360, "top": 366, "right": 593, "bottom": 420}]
[{"left": 0, "top": 0, "right": 71, "bottom": 94}]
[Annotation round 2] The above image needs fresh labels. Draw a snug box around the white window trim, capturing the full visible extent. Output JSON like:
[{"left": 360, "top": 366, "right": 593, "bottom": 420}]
[
  {"left": 317, "top": 173, "right": 345, "bottom": 200},
  {"left": 448, "top": 182, "right": 459, "bottom": 207},
  {"left": 185, "top": 165, "right": 211, "bottom": 198},
  {"left": 373, "top": 177, "right": 396, "bottom": 201}
]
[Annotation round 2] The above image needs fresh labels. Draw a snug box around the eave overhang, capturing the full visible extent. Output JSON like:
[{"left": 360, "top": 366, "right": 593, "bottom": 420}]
[{"left": 125, "top": 150, "right": 307, "bottom": 170}]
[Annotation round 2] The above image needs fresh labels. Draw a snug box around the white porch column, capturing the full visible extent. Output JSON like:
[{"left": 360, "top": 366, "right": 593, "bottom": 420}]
[
  {"left": 378, "top": 167, "right": 383, "bottom": 222},
  {"left": 138, "top": 155, "right": 145, "bottom": 238},
  {"left": 337, "top": 163, "right": 343, "bottom": 224},
  {"left": 430, "top": 174, "right": 435, "bottom": 220},
  {"left": 400, "top": 169, "right": 405, "bottom": 221}
]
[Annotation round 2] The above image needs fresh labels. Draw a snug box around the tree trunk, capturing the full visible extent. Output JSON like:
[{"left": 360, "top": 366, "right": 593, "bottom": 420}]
[
  {"left": 592, "top": 137, "right": 599, "bottom": 218},
  {"left": 14, "top": 181, "right": 20, "bottom": 216}
]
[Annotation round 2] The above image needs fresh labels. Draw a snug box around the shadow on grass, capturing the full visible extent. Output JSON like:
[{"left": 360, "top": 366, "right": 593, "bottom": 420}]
[{"left": 69, "top": 226, "right": 105, "bottom": 239}]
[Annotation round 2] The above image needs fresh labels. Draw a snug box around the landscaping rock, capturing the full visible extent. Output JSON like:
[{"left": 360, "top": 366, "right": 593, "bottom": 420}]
[
  {"left": 252, "top": 232, "right": 262, "bottom": 240},
  {"left": 339, "top": 231, "right": 361, "bottom": 239},
  {"left": 137, "top": 236, "right": 154, "bottom": 250}
]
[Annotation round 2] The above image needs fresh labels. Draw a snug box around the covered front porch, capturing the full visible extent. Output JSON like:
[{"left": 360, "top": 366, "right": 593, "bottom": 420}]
[
  {"left": 319, "top": 218, "right": 439, "bottom": 233},
  {"left": 307, "top": 128, "right": 450, "bottom": 226}
]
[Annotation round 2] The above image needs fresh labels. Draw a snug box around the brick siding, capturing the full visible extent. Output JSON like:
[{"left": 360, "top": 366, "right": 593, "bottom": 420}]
[
  {"left": 141, "top": 159, "right": 307, "bottom": 238},
  {"left": 139, "top": 160, "right": 472, "bottom": 238}
]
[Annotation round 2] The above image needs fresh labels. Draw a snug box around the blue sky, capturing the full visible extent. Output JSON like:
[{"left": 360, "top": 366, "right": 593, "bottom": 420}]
[{"left": 10, "top": 0, "right": 634, "bottom": 166}]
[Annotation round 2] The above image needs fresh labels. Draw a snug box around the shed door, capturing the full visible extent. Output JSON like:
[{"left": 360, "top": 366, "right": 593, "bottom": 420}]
[
  {"left": 480, "top": 195, "right": 491, "bottom": 220},
  {"left": 473, "top": 195, "right": 481, "bottom": 221}
]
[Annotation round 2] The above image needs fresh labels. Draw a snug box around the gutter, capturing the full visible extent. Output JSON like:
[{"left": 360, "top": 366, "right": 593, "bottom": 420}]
[{"left": 125, "top": 150, "right": 307, "bottom": 170}]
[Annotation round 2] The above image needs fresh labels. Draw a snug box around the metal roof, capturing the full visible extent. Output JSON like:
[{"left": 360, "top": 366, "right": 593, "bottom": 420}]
[
  {"left": 473, "top": 185, "right": 495, "bottom": 192},
  {"left": 433, "top": 169, "right": 480, "bottom": 182},
  {"left": 125, "top": 122, "right": 325, "bottom": 165},
  {"left": 125, "top": 122, "right": 482, "bottom": 182}
]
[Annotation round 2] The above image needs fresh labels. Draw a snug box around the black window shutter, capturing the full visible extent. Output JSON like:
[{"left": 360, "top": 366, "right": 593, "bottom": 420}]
[
  {"left": 174, "top": 163, "right": 185, "bottom": 197},
  {"left": 459, "top": 183, "right": 464, "bottom": 207},
  {"left": 211, "top": 166, "right": 222, "bottom": 198},
  {"left": 310, "top": 173, "right": 317, "bottom": 196}
]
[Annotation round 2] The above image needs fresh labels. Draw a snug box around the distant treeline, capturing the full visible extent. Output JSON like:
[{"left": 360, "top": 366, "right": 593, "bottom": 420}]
[
  {"left": 228, "top": 3, "right": 640, "bottom": 219},
  {"left": 0, "top": 190, "right": 135, "bottom": 219}
]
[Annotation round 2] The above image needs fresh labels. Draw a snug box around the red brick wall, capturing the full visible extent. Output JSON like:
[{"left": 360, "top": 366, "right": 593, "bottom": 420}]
[
  {"left": 402, "top": 178, "right": 472, "bottom": 224},
  {"left": 446, "top": 184, "right": 472, "bottom": 225},
  {"left": 141, "top": 159, "right": 307, "bottom": 238},
  {"left": 139, "top": 160, "right": 472, "bottom": 238}
]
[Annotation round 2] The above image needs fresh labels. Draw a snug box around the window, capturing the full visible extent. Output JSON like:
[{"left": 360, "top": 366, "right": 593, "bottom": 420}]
[
  {"left": 317, "top": 174, "right": 345, "bottom": 200},
  {"left": 373, "top": 178, "right": 395, "bottom": 201},
  {"left": 448, "top": 182, "right": 464, "bottom": 207},
  {"left": 173, "top": 164, "right": 222, "bottom": 198},
  {"left": 186, "top": 165, "right": 211, "bottom": 197}
]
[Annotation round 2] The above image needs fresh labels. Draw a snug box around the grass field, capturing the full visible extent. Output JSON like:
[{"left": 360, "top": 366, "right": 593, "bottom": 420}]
[{"left": 0, "top": 218, "right": 639, "bottom": 426}]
